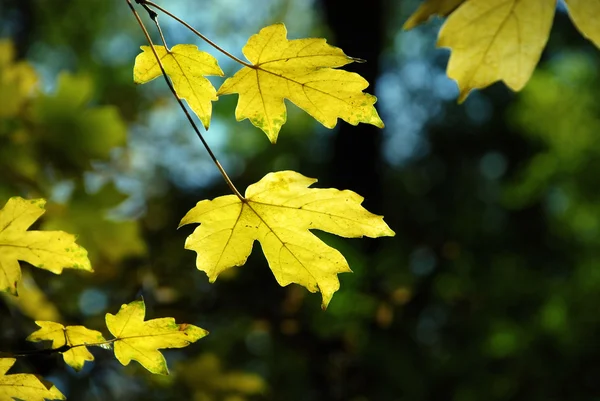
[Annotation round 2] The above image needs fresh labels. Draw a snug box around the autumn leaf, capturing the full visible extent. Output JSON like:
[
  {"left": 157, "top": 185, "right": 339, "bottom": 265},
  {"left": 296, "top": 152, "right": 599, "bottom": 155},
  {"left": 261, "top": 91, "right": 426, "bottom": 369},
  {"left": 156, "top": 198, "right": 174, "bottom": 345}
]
[
  {"left": 565, "top": 0, "right": 600, "bottom": 49},
  {"left": 217, "top": 23, "right": 384, "bottom": 143},
  {"left": 437, "top": 0, "right": 556, "bottom": 102},
  {"left": 405, "top": 0, "right": 600, "bottom": 102},
  {"left": 403, "top": 0, "right": 465, "bottom": 30},
  {"left": 134, "top": 44, "right": 224, "bottom": 129},
  {"left": 105, "top": 299, "right": 208, "bottom": 375},
  {"left": 180, "top": 170, "right": 395, "bottom": 309},
  {"left": 0, "top": 197, "right": 92, "bottom": 295},
  {"left": 0, "top": 358, "right": 65, "bottom": 401},
  {"left": 27, "top": 321, "right": 106, "bottom": 371}
]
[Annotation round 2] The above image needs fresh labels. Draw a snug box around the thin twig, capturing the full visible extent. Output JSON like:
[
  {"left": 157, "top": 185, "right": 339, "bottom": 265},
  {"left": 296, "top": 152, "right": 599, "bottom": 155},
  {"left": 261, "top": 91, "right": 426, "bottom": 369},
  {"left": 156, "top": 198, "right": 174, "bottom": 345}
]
[
  {"left": 0, "top": 339, "right": 117, "bottom": 358},
  {"left": 140, "top": 0, "right": 254, "bottom": 68},
  {"left": 124, "top": 0, "right": 245, "bottom": 201}
]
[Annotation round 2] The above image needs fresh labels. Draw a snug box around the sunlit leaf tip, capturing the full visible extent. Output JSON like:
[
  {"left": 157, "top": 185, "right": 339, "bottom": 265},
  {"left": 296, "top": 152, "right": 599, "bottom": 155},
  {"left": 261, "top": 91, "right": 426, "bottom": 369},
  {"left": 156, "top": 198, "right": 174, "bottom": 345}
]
[
  {"left": 180, "top": 170, "right": 395, "bottom": 309},
  {"left": 0, "top": 197, "right": 93, "bottom": 296},
  {"left": 105, "top": 299, "right": 208, "bottom": 375},
  {"left": 133, "top": 44, "right": 224, "bottom": 130},
  {"left": 216, "top": 23, "right": 384, "bottom": 143}
]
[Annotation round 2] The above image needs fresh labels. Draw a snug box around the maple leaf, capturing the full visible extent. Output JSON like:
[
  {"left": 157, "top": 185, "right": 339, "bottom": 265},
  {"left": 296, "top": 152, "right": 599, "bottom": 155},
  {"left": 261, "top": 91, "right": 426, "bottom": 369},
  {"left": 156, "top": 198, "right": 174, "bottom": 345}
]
[
  {"left": 403, "top": 0, "right": 465, "bottom": 30},
  {"left": 437, "top": 0, "right": 556, "bottom": 103},
  {"left": 27, "top": 321, "right": 106, "bottom": 371},
  {"left": 405, "top": 0, "right": 600, "bottom": 102},
  {"left": 180, "top": 170, "right": 395, "bottom": 309},
  {"left": 105, "top": 299, "right": 208, "bottom": 375},
  {"left": 0, "top": 197, "right": 92, "bottom": 295},
  {"left": 0, "top": 358, "right": 65, "bottom": 401},
  {"left": 134, "top": 44, "right": 224, "bottom": 129},
  {"left": 217, "top": 23, "right": 384, "bottom": 143},
  {"left": 564, "top": 0, "right": 600, "bottom": 49}
]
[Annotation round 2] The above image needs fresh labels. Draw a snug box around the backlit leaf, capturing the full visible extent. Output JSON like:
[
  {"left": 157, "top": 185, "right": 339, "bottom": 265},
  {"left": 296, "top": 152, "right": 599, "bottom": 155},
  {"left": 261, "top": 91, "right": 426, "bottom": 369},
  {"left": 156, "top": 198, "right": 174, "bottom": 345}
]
[
  {"left": 134, "top": 44, "right": 224, "bottom": 130},
  {"left": 438, "top": 0, "right": 555, "bottom": 102},
  {"left": 217, "top": 23, "right": 384, "bottom": 143},
  {"left": 0, "top": 358, "right": 65, "bottom": 401},
  {"left": 27, "top": 321, "right": 106, "bottom": 371},
  {"left": 105, "top": 299, "right": 208, "bottom": 375},
  {"left": 403, "top": 0, "right": 466, "bottom": 30},
  {"left": 564, "top": 0, "right": 600, "bottom": 49},
  {"left": 180, "top": 170, "right": 395, "bottom": 309},
  {"left": 0, "top": 197, "right": 92, "bottom": 295}
]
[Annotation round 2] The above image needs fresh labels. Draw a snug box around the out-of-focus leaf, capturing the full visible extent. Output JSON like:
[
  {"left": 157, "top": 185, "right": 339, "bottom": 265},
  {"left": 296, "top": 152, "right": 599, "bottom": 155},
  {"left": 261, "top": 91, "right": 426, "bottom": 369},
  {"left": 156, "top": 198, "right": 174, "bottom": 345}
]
[
  {"left": 176, "top": 353, "right": 266, "bottom": 401},
  {"left": 2, "top": 271, "right": 61, "bottom": 321},
  {"left": 0, "top": 39, "right": 38, "bottom": 119},
  {"left": 42, "top": 183, "right": 146, "bottom": 265},
  {"left": 31, "top": 73, "right": 127, "bottom": 169}
]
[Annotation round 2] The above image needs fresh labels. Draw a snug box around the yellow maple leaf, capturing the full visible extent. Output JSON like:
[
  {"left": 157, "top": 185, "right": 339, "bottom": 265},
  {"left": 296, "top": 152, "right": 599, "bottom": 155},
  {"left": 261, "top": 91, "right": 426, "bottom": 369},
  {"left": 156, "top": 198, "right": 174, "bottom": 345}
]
[
  {"left": 180, "top": 170, "right": 395, "bottom": 309},
  {"left": 134, "top": 44, "right": 224, "bottom": 129},
  {"left": 437, "top": 0, "right": 556, "bottom": 102},
  {"left": 217, "top": 23, "right": 384, "bottom": 143},
  {"left": 27, "top": 321, "right": 106, "bottom": 371},
  {"left": 105, "top": 299, "right": 208, "bottom": 375},
  {"left": 403, "top": 0, "right": 466, "bottom": 30},
  {"left": 0, "top": 358, "right": 65, "bottom": 401},
  {"left": 564, "top": 0, "right": 600, "bottom": 49},
  {"left": 0, "top": 197, "right": 92, "bottom": 295}
]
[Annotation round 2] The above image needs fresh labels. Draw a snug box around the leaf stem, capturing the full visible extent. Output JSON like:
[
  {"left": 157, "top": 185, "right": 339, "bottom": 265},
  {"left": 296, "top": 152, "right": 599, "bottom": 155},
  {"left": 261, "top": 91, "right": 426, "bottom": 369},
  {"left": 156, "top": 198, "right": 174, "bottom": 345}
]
[
  {"left": 139, "top": 0, "right": 254, "bottom": 68},
  {"left": 124, "top": 0, "right": 245, "bottom": 201},
  {"left": 151, "top": 14, "right": 170, "bottom": 51}
]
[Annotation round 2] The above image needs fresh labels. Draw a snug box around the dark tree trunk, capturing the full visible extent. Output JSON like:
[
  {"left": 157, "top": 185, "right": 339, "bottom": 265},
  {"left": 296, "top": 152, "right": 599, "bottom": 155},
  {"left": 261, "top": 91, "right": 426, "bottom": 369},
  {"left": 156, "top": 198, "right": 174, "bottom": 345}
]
[{"left": 322, "top": 0, "right": 386, "bottom": 212}]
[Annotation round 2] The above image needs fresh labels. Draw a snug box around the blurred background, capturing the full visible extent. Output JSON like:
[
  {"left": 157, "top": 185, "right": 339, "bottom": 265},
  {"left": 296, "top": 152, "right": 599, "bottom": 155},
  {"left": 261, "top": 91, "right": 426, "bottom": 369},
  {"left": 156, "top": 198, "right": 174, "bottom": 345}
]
[{"left": 1, "top": 0, "right": 600, "bottom": 400}]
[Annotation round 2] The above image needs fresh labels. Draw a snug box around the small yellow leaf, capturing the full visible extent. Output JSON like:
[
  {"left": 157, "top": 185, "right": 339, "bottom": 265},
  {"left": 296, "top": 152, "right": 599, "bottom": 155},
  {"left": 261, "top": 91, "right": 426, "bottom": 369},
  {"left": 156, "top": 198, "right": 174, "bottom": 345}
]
[
  {"left": 27, "top": 321, "right": 106, "bottom": 371},
  {"left": 437, "top": 0, "right": 556, "bottom": 102},
  {"left": 180, "top": 170, "right": 395, "bottom": 309},
  {"left": 403, "top": 0, "right": 466, "bottom": 30},
  {"left": 134, "top": 44, "right": 224, "bottom": 129},
  {"left": 217, "top": 23, "right": 384, "bottom": 143},
  {"left": 0, "top": 358, "right": 65, "bottom": 401},
  {"left": 0, "top": 197, "right": 92, "bottom": 295},
  {"left": 565, "top": 0, "right": 600, "bottom": 49},
  {"left": 105, "top": 299, "right": 208, "bottom": 375}
]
